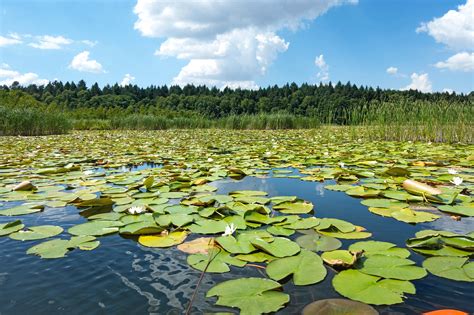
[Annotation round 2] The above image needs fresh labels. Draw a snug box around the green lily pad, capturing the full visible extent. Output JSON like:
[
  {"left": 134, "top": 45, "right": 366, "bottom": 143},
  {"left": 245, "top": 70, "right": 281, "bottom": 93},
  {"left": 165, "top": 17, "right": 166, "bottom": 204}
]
[
  {"left": 273, "top": 201, "right": 313, "bottom": 214},
  {"left": 357, "top": 255, "right": 427, "bottom": 280},
  {"left": 9, "top": 225, "right": 63, "bottom": 241},
  {"left": 206, "top": 277, "right": 290, "bottom": 315},
  {"left": 0, "top": 220, "right": 24, "bottom": 236},
  {"left": 333, "top": 269, "right": 416, "bottom": 305},
  {"left": 215, "top": 235, "right": 256, "bottom": 254},
  {"left": 301, "top": 298, "right": 378, "bottom": 315},
  {"left": 187, "top": 249, "right": 246, "bottom": 273},
  {"left": 349, "top": 241, "right": 410, "bottom": 258},
  {"left": 423, "top": 256, "right": 474, "bottom": 282},
  {"left": 266, "top": 249, "right": 327, "bottom": 285},
  {"left": 138, "top": 230, "right": 188, "bottom": 247},
  {"left": 250, "top": 237, "right": 300, "bottom": 258},
  {"left": 391, "top": 208, "right": 440, "bottom": 223},
  {"left": 295, "top": 233, "right": 342, "bottom": 252},
  {"left": 437, "top": 205, "right": 474, "bottom": 217},
  {"left": 321, "top": 250, "right": 359, "bottom": 268},
  {"left": 68, "top": 220, "right": 123, "bottom": 236},
  {"left": 0, "top": 204, "right": 44, "bottom": 216}
]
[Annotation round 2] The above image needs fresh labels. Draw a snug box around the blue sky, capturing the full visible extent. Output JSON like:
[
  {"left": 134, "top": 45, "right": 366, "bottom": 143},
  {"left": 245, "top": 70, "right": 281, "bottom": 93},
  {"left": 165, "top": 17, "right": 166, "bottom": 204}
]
[{"left": 1, "top": 0, "right": 473, "bottom": 93}]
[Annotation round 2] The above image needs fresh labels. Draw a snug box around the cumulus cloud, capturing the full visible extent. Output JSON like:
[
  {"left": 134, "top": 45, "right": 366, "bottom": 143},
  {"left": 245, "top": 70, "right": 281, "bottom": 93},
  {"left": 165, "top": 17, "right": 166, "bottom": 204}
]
[
  {"left": 442, "top": 88, "right": 454, "bottom": 94},
  {"left": 81, "top": 40, "right": 98, "bottom": 47},
  {"left": 28, "top": 35, "right": 73, "bottom": 49},
  {"left": 0, "top": 34, "right": 22, "bottom": 47},
  {"left": 402, "top": 73, "right": 432, "bottom": 93},
  {"left": 120, "top": 73, "right": 136, "bottom": 86},
  {"left": 435, "top": 52, "right": 474, "bottom": 72},
  {"left": 133, "top": 0, "right": 356, "bottom": 88},
  {"left": 416, "top": 0, "right": 473, "bottom": 51},
  {"left": 386, "top": 66, "right": 398, "bottom": 75},
  {"left": 0, "top": 64, "right": 48, "bottom": 86},
  {"left": 315, "top": 54, "right": 329, "bottom": 81},
  {"left": 69, "top": 51, "right": 105, "bottom": 73}
]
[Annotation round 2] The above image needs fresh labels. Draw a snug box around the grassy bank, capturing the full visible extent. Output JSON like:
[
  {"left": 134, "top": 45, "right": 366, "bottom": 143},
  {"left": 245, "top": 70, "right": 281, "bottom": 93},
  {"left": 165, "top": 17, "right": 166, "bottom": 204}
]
[{"left": 0, "top": 106, "right": 71, "bottom": 136}]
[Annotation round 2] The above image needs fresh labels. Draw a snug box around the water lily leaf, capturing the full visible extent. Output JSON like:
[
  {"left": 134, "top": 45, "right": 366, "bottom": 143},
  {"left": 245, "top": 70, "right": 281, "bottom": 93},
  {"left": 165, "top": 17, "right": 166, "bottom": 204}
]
[
  {"left": 154, "top": 213, "right": 194, "bottom": 227},
  {"left": 423, "top": 256, "right": 474, "bottom": 282},
  {"left": 177, "top": 237, "right": 216, "bottom": 254},
  {"left": 250, "top": 237, "right": 300, "bottom": 257},
  {"left": 0, "top": 204, "right": 44, "bottom": 216},
  {"left": 119, "top": 221, "right": 164, "bottom": 235},
  {"left": 88, "top": 212, "right": 124, "bottom": 221},
  {"left": 301, "top": 298, "right": 378, "bottom": 315},
  {"left": 245, "top": 212, "right": 286, "bottom": 225},
  {"left": 266, "top": 249, "right": 326, "bottom": 285},
  {"left": 391, "top": 208, "right": 440, "bottom": 223},
  {"left": 188, "top": 219, "right": 228, "bottom": 234},
  {"left": 319, "top": 228, "right": 372, "bottom": 240},
  {"left": 382, "top": 190, "right": 424, "bottom": 202},
  {"left": 368, "top": 207, "right": 397, "bottom": 217},
  {"left": 77, "top": 197, "right": 114, "bottom": 207},
  {"left": 160, "top": 192, "right": 188, "bottom": 199},
  {"left": 266, "top": 226, "right": 294, "bottom": 236},
  {"left": 215, "top": 235, "right": 256, "bottom": 254},
  {"left": 143, "top": 176, "right": 154, "bottom": 189},
  {"left": 138, "top": 230, "right": 188, "bottom": 247},
  {"left": 437, "top": 205, "right": 474, "bottom": 217},
  {"left": 235, "top": 252, "right": 276, "bottom": 263},
  {"left": 206, "top": 277, "right": 289, "bottom": 315},
  {"left": 187, "top": 248, "right": 245, "bottom": 273},
  {"left": 346, "top": 186, "right": 380, "bottom": 198},
  {"left": 270, "top": 196, "right": 297, "bottom": 204},
  {"left": 357, "top": 255, "right": 427, "bottom": 280},
  {"left": 283, "top": 217, "right": 320, "bottom": 230},
  {"left": 349, "top": 241, "right": 410, "bottom": 258},
  {"left": 273, "top": 201, "right": 313, "bottom": 214},
  {"left": 68, "top": 220, "right": 123, "bottom": 236},
  {"left": 324, "top": 184, "right": 354, "bottom": 191},
  {"left": 322, "top": 250, "right": 359, "bottom": 269},
  {"left": 230, "top": 190, "right": 268, "bottom": 197},
  {"left": 0, "top": 220, "right": 24, "bottom": 236},
  {"left": 406, "top": 233, "right": 473, "bottom": 257},
  {"left": 26, "top": 239, "right": 70, "bottom": 258},
  {"left": 385, "top": 167, "right": 410, "bottom": 177},
  {"left": 9, "top": 225, "right": 63, "bottom": 241},
  {"left": 360, "top": 199, "right": 408, "bottom": 209},
  {"left": 234, "top": 195, "right": 270, "bottom": 205},
  {"left": 333, "top": 269, "right": 415, "bottom": 305},
  {"left": 316, "top": 218, "right": 355, "bottom": 233},
  {"left": 296, "top": 233, "right": 341, "bottom": 252}
]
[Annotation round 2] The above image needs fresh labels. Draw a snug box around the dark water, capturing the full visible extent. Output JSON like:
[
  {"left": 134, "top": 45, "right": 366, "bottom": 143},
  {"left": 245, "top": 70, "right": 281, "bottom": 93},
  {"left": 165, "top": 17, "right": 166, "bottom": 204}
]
[{"left": 1, "top": 168, "right": 473, "bottom": 315}]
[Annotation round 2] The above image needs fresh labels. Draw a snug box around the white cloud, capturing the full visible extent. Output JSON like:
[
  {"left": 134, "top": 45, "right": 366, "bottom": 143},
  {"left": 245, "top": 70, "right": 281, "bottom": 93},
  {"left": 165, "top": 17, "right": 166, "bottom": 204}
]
[
  {"left": 443, "top": 88, "right": 454, "bottom": 93},
  {"left": 435, "top": 52, "right": 474, "bottom": 72},
  {"left": 28, "top": 35, "right": 73, "bottom": 49},
  {"left": 386, "top": 66, "right": 398, "bottom": 75},
  {"left": 69, "top": 51, "right": 105, "bottom": 73},
  {"left": 134, "top": 0, "right": 356, "bottom": 88},
  {"left": 120, "top": 73, "right": 135, "bottom": 86},
  {"left": 0, "top": 64, "right": 48, "bottom": 86},
  {"left": 81, "top": 40, "right": 98, "bottom": 47},
  {"left": 315, "top": 54, "right": 329, "bottom": 81},
  {"left": 402, "top": 73, "right": 432, "bottom": 93},
  {"left": 416, "top": 0, "right": 474, "bottom": 51},
  {"left": 0, "top": 34, "right": 22, "bottom": 47}
]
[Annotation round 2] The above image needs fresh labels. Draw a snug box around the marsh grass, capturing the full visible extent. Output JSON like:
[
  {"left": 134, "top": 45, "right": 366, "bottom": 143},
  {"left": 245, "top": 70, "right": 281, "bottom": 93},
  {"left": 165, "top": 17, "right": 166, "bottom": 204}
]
[
  {"left": 345, "top": 100, "right": 473, "bottom": 143},
  {"left": 0, "top": 106, "right": 71, "bottom": 136}
]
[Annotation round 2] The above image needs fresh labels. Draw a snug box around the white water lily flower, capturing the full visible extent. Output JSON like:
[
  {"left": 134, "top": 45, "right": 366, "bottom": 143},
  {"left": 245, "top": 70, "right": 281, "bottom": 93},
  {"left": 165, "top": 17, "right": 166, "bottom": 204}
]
[
  {"left": 128, "top": 205, "right": 146, "bottom": 215},
  {"left": 447, "top": 168, "right": 458, "bottom": 175},
  {"left": 83, "top": 170, "right": 94, "bottom": 176},
  {"left": 222, "top": 223, "right": 236, "bottom": 236},
  {"left": 207, "top": 157, "right": 214, "bottom": 162},
  {"left": 450, "top": 177, "right": 463, "bottom": 186},
  {"left": 338, "top": 162, "right": 345, "bottom": 168},
  {"left": 265, "top": 151, "right": 272, "bottom": 157},
  {"left": 324, "top": 152, "right": 329, "bottom": 156}
]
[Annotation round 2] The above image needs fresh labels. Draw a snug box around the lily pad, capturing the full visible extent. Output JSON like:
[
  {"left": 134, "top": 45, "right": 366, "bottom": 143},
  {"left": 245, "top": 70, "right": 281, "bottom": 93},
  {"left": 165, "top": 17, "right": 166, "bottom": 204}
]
[
  {"left": 0, "top": 220, "right": 24, "bottom": 236},
  {"left": 68, "top": 220, "right": 123, "bottom": 236},
  {"left": 9, "top": 225, "right": 63, "bottom": 241},
  {"left": 357, "top": 255, "right": 427, "bottom": 280},
  {"left": 333, "top": 269, "right": 416, "bottom": 305},
  {"left": 301, "top": 298, "right": 378, "bottom": 315},
  {"left": 349, "top": 241, "right": 410, "bottom": 258},
  {"left": 187, "top": 249, "right": 245, "bottom": 273},
  {"left": 266, "top": 249, "right": 327, "bottom": 285},
  {"left": 250, "top": 237, "right": 300, "bottom": 258},
  {"left": 296, "top": 233, "right": 342, "bottom": 252},
  {"left": 423, "top": 256, "right": 474, "bottom": 282},
  {"left": 206, "top": 277, "right": 289, "bottom": 315},
  {"left": 138, "top": 230, "right": 188, "bottom": 248}
]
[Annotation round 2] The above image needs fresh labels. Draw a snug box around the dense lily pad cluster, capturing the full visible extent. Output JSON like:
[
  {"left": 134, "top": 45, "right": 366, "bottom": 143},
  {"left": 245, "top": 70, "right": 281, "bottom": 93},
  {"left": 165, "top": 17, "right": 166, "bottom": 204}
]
[{"left": 0, "top": 130, "right": 473, "bottom": 313}]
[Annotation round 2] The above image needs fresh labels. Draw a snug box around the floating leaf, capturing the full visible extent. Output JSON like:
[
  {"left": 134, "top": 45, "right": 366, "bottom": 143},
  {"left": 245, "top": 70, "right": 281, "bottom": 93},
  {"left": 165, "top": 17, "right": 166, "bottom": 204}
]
[
  {"left": 0, "top": 204, "right": 44, "bottom": 216},
  {"left": 68, "top": 220, "right": 123, "bottom": 236},
  {"left": 357, "top": 255, "right": 427, "bottom": 280},
  {"left": 273, "top": 201, "right": 313, "bottom": 214},
  {"left": 423, "top": 256, "right": 474, "bottom": 282},
  {"left": 251, "top": 237, "right": 300, "bottom": 258},
  {"left": 437, "top": 205, "right": 474, "bottom": 217},
  {"left": 266, "top": 249, "right": 326, "bottom": 285},
  {"left": 301, "top": 298, "right": 378, "bottom": 315},
  {"left": 138, "top": 230, "right": 188, "bottom": 248},
  {"left": 349, "top": 241, "right": 410, "bottom": 258},
  {"left": 0, "top": 220, "right": 24, "bottom": 236},
  {"left": 333, "top": 269, "right": 416, "bottom": 305},
  {"left": 206, "top": 277, "right": 289, "bottom": 315},
  {"left": 296, "top": 233, "right": 341, "bottom": 252},
  {"left": 322, "top": 250, "right": 359, "bottom": 269},
  {"left": 215, "top": 235, "right": 256, "bottom": 254},
  {"left": 9, "top": 225, "right": 63, "bottom": 241},
  {"left": 187, "top": 249, "right": 245, "bottom": 273},
  {"left": 177, "top": 237, "right": 216, "bottom": 254},
  {"left": 391, "top": 208, "right": 440, "bottom": 223}
]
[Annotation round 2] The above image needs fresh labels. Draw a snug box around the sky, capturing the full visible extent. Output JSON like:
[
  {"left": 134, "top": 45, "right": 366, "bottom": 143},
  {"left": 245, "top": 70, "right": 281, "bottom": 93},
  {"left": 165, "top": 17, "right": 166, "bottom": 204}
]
[{"left": 0, "top": 0, "right": 473, "bottom": 93}]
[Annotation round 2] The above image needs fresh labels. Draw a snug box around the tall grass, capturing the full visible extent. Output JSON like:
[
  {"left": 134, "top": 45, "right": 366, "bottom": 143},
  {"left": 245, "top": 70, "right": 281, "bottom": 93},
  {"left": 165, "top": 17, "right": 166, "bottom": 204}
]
[
  {"left": 0, "top": 106, "right": 71, "bottom": 136},
  {"left": 344, "top": 100, "right": 473, "bottom": 143}
]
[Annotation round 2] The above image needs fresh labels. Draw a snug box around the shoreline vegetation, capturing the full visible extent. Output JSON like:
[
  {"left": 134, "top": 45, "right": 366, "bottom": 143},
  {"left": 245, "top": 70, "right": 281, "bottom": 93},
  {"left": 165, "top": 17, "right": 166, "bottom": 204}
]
[{"left": 0, "top": 81, "right": 472, "bottom": 142}]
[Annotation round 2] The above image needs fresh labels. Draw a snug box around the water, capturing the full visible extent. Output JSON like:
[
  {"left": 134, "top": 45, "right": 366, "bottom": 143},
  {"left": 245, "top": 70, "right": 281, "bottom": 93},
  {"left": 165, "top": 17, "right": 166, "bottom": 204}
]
[{"left": 1, "top": 168, "right": 473, "bottom": 315}]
